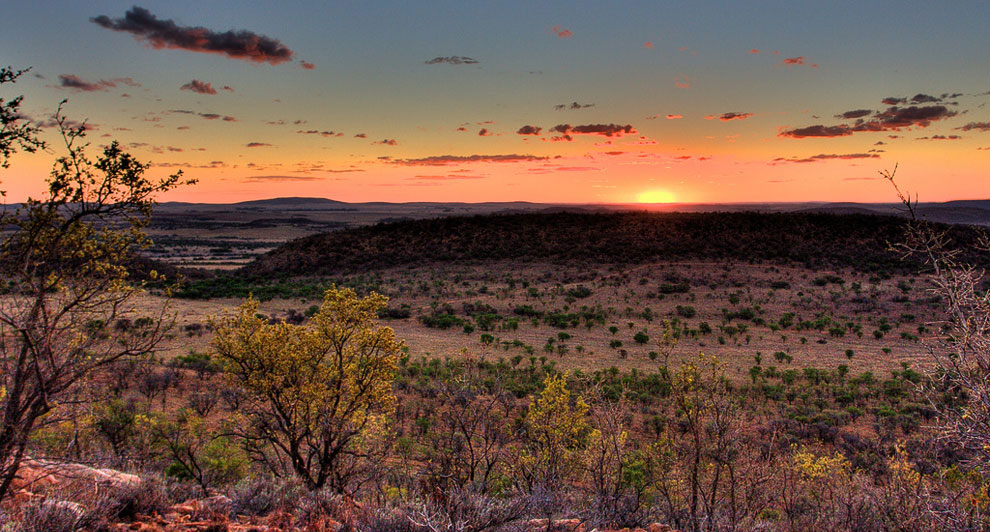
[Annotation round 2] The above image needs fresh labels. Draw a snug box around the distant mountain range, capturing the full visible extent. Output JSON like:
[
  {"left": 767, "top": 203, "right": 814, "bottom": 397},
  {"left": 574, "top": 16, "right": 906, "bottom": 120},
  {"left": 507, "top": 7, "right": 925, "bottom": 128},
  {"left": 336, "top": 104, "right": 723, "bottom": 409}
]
[{"left": 156, "top": 197, "right": 990, "bottom": 226}]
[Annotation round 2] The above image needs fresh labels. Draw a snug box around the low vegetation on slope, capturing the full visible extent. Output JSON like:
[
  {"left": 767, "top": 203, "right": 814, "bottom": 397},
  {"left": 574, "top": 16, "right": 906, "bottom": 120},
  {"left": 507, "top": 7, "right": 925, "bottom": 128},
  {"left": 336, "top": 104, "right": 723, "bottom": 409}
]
[{"left": 239, "top": 211, "right": 988, "bottom": 278}]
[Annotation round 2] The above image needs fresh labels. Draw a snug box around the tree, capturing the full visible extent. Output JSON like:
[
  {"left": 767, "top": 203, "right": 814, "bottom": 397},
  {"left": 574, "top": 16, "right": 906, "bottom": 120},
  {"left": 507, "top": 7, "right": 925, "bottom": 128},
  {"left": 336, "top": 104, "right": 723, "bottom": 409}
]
[
  {"left": 885, "top": 167, "right": 990, "bottom": 464},
  {"left": 0, "top": 66, "right": 44, "bottom": 170},
  {"left": 0, "top": 68, "right": 187, "bottom": 502},
  {"left": 210, "top": 286, "right": 402, "bottom": 493},
  {"left": 516, "top": 373, "right": 590, "bottom": 494}
]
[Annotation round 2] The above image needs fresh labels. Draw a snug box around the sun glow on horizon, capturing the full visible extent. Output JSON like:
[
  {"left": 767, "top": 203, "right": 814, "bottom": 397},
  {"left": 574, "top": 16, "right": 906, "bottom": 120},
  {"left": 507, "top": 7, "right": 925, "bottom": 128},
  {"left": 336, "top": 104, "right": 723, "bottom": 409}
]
[{"left": 635, "top": 189, "right": 677, "bottom": 204}]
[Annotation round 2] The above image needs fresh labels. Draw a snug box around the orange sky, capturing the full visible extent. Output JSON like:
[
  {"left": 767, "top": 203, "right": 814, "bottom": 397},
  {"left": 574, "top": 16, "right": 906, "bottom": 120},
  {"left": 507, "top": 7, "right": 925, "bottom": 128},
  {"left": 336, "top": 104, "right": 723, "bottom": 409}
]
[{"left": 2, "top": 3, "right": 988, "bottom": 204}]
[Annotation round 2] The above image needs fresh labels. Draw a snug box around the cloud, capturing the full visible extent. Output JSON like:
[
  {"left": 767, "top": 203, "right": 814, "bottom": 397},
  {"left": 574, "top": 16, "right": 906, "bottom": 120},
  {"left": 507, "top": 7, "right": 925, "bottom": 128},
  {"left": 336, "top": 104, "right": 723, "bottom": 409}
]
[
  {"left": 297, "top": 129, "right": 344, "bottom": 137},
  {"left": 710, "top": 112, "right": 754, "bottom": 121},
  {"left": 554, "top": 101, "right": 595, "bottom": 111},
  {"left": 883, "top": 93, "right": 958, "bottom": 106},
  {"left": 549, "top": 123, "right": 637, "bottom": 139},
  {"left": 748, "top": 49, "right": 760, "bottom": 55},
  {"left": 780, "top": 104, "right": 957, "bottom": 138},
  {"left": 478, "top": 128, "right": 492, "bottom": 136},
  {"left": 196, "top": 112, "right": 237, "bottom": 121},
  {"left": 58, "top": 74, "right": 112, "bottom": 91},
  {"left": 408, "top": 174, "right": 486, "bottom": 181},
  {"left": 909, "top": 93, "right": 940, "bottom": 103},
  {"left": 644, "top": 41, "right": 653, "bottom": 49},
  {"left": 246, "top": 142, "right": 272, "bottom": 147},
  {"left": 373, "top": 139, "right": 398, "bottom": 146},
  {"left": 870, "top": 105, "right": 956, "bottom": 128},
  {"left": 666, "top": 114, "right": 683, "bottom": 120},
  {"left": 916, "top": 135, "right": 962, "bottom": 140},
  {"left": 180, "top": 79, "right": 217, "bottom": 95},
  {"left": 773, "top": 153, "right": 880, "bottom": 163},
  {"left": 836, "top": 109, "right": 873, "bottom": 119},
  {"left": 552, "top": 26, "right": 573, "bottom": 38},
  {"left": 299, "top": 60, "right": 315, "bottom": 70},
  {"left": 517, "top": 125, "right": 542, "bottom": 135},
  {"left": 91, "top": 6, "right": 294, "bottom": 64},
  {"left": 391, "top": 154, "right": 549, "bottom": 166},
  {"left": 780, "top": 125, "right": 853, "bottom": 138},
  {"left": 58, "top": 74, "right": 137, "bottom": 92},
  {"left": 674, "top": 74, "right": 689, "bottom": 89},
  {"left": 425, "top": 56, "right": 479, "bottom": 65},
  {"left": 354, "top": 133, "right": 367, "bottom": 138},
  {"left": 782, "top": 56, "right": 817, "bottom": 68},
  {"left": 244, "top": 174, "right": 321, "bottom": 181},
  {"left": 957, "top": 122, "right": 990, "bottom": 131}
]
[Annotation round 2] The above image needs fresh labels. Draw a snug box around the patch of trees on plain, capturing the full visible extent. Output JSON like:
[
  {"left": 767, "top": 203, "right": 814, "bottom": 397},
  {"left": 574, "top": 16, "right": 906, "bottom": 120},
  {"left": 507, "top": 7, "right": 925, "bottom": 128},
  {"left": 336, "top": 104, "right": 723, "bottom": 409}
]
[{"left": 240, "top": 211, "right": 990, "bottom": 277}]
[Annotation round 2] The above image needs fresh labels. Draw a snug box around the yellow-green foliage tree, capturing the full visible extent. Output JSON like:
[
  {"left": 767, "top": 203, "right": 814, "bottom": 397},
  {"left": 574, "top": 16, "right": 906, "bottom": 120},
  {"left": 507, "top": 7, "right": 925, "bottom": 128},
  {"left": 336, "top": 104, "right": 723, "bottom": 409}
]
[
  {"left": 518, "top": 373, "right": 591, "bottom": 493},
  {"left": 210, "top": 287, "right": 402, "bottom": 493},
  {"left": 0, "top": 67, "right": 187, "bottom": 503}
]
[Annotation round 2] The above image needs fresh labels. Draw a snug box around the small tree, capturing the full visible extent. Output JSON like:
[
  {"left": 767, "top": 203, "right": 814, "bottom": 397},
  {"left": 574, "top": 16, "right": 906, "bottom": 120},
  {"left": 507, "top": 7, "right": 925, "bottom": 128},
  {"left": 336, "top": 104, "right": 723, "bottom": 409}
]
[
  {"left": 516, "top": 373, "right": 590, "bottom": 494},
  {"left": 885, "top": 167, "right": 990, "bottom": 465},
  {"left": 149, "top": 408, "right": 247, "bottom": 495},
  {"left": 0, "top": 68, "right": 186, "bottom": 502},
  {"left": 210, "top": 287, "right": 402, "bottom": 493}
]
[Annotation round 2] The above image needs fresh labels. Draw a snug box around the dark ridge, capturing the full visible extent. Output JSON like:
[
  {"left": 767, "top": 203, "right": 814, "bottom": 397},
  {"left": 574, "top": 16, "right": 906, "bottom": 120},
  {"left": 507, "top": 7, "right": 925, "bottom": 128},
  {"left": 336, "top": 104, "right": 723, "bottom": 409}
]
[
  {"left": 232, "top": 197, "right": 347, "bottom": 207},
  {"left": 238, "top": 211, "right": 989, "bottom": 278}
]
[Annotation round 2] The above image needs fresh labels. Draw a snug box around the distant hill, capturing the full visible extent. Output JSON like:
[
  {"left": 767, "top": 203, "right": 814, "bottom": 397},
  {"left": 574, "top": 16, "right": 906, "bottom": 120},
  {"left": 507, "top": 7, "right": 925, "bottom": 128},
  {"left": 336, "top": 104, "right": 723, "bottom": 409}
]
[
  {"left": 232, "top": 197, "right": 350, "bottom": 208},
  {"left": 238, "top": 211, "right": 990, "bottom": 278}
]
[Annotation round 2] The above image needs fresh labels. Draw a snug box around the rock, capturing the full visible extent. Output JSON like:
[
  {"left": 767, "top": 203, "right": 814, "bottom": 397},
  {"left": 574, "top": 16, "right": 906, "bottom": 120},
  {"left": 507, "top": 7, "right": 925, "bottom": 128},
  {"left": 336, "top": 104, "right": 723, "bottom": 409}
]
[{"left": 12, "top": 457, "right": 141, "bottom": 496}]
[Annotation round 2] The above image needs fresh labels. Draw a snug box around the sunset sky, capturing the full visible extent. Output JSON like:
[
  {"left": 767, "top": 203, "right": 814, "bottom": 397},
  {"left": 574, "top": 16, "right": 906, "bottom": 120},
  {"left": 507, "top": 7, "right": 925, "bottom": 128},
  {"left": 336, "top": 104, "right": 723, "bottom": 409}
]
[{"left": 2, "top": 2, "right": 989, "bottom": 204}]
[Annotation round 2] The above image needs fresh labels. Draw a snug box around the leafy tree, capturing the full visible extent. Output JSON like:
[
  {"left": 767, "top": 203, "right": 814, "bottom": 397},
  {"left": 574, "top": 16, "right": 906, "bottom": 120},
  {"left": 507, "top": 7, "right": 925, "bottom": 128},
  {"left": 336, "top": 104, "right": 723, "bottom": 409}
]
[
  {"left": 0, "top": 69, "right": 187, "bottom": 503},
  {"left": 210, "top": 286, "right": 402, "bottom": 493},
  {"left": 516, "top": 373, "right": 590, "bottom": 493},
  {"left": 0, "top": 67, "right": 44, "bottom": 169},
  {"left": 149, "top": 408, "right": 247, "bottom": 495}
]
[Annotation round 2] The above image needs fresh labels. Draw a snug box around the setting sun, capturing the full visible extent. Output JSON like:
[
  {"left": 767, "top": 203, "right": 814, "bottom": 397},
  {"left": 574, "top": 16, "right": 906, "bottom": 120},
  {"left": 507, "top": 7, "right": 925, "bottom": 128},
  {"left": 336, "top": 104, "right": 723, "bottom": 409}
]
[{"left": 635, "top": 189, "right": 677, "bottom": 204}]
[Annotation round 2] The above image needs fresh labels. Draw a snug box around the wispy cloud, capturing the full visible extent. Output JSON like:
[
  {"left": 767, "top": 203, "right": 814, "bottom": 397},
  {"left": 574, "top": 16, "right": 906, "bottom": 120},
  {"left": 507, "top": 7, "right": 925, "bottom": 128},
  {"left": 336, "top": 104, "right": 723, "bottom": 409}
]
[
  {"left": 425, "top": 56, "right": 479, "bottom": 65},
  {"left": 916, "top": 134, "right": 962, "bottom": 140},
  {"left": 372, "top": 139, "right": 398, "bottom": 146},
  {"left": 957, "top": 122, "right": 990, "bottom": 131},
  {"left": 516, "top": 125, "right": 542, "bottom": 135},
  {"left": 297, "top": 129, "right": 344, "bottom": 137},
  {"left": 782, "top": 56, "right": 817, "bottom": 68},
  {"left": 180, "top": 79, "right": 217, "bottom": 95},
  {"left": 781, "top": 104, "right": 957, "bottom": 138},
  {"left": 552, "top": 25, "right": 573, "bottom": 38},
  {"left": 246, "top": 142, "right": 272, "bottom": 147},
  {"left": 391, "top": 154, "right": 548, "bottom": 166},
  {"left": 58, "top": 74, "right": 139, "bottom": 92},
  {"left": 92, "top": 6, "right": 294, "bottom": 64},
  {"left": 549, "top": 123, "right": 637, "bottom": 141},
  {"left": 244, "top": 174, "right": 321, "bottom": 181},
  {"left": 772, "top": 152, "right": 880, "bottom": 163},
  {"left": 835, "top": 109, "right": 873, "bottom": 119},
  {"left": 408, "top": 174, "right": 486, "bottom": 181},
  {"left": 554, "top": 102, "right": 595, "bottom": 111},
  {"left": 707, "top": 112, "right": 754, "bottom": 121}
]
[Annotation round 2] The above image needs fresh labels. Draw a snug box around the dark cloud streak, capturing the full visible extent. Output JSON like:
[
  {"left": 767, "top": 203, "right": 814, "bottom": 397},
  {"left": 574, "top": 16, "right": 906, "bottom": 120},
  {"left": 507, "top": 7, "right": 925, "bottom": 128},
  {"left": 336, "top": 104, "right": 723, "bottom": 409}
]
[{"left": 92, "top": 6, "right": 294, "bottom": 64}]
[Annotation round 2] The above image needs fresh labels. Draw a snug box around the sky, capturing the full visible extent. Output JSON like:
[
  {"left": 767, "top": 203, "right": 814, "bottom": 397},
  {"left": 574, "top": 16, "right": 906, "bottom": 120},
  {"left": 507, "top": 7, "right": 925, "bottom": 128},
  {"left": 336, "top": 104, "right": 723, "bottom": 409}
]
[{"left": 1, "top": 1, "right": 989, "bottom": 204}]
